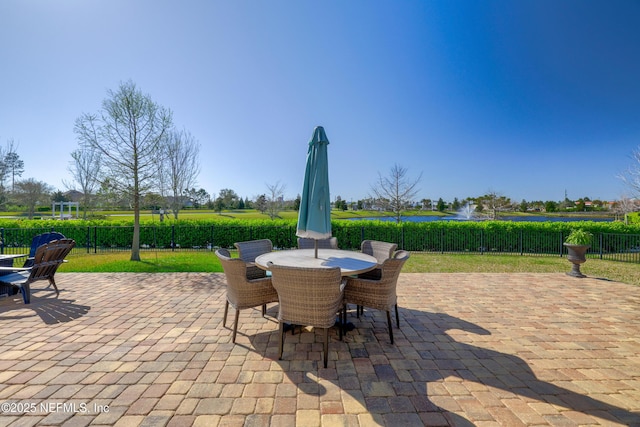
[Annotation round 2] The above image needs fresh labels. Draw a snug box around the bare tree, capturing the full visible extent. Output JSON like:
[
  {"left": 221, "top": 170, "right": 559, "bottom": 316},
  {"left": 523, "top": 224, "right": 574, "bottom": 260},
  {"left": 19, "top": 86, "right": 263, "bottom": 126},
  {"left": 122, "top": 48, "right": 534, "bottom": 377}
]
[
  {"left": 613, "top": 195, "right": 639, "bottom": 224},
  {"left": 266, "top": 181, "right": 286, "bottom": 219},
  {"left": 3, "top": 139, "right": 24, "bottom": 192},
  {"left": 0, "top": 143, "right": 8, "bottom": 209},
  {"left": 619, "top": 146, "right": 640, "bottom": 198},
  {"left": 477, "top": 189, "right": 511, "bottom": 220},
  {"left": 370, "top": 164, "right": 422, "bottom": 223},
  {"left": 161, "top": 129, "right": 200, "bottom": 219},
  {"left": 74, "top": 80, "right": 173, "bottom": 261},
  {"left": 65, "top": 147, "right": 102, "bottom": 219},
  {"left": 12, "top": 178, "right": 52, "bottom": 219}
]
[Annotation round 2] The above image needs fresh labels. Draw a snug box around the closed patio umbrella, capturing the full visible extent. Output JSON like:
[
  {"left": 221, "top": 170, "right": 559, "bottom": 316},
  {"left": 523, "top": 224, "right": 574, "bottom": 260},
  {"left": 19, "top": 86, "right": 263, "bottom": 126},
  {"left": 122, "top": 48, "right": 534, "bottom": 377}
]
[{"left": 296, "top": 126, "right": 332, "bottom": 258}]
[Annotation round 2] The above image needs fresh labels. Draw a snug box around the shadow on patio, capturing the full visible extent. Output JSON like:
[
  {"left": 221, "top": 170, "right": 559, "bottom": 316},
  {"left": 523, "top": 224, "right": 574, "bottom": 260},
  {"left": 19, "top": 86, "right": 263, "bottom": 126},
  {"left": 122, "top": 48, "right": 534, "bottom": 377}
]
[{"left": 0, "top": 272, "right": 638, "bottom": 426}]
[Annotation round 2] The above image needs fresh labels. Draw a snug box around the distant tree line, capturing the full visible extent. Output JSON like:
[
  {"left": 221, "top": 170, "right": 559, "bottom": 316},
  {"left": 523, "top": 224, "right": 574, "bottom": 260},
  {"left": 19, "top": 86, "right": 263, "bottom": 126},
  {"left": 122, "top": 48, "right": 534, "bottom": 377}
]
[{"left": 5, "top": 82, "right": 640, "bottom": 242}]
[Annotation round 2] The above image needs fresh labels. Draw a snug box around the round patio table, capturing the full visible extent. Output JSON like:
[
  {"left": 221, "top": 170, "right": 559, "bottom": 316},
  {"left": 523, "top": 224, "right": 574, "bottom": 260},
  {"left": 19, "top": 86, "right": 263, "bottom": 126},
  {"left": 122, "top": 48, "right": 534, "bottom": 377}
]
[{"left": 255, "top": 248, "right": 377, "bottom": 276}]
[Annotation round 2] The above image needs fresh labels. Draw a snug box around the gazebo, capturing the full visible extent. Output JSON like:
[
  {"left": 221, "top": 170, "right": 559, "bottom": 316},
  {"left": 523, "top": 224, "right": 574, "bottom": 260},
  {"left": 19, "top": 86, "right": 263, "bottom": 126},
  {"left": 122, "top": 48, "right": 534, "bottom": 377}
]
[{"left": 52, "top": 201, "right": 79, "bottom": 220}]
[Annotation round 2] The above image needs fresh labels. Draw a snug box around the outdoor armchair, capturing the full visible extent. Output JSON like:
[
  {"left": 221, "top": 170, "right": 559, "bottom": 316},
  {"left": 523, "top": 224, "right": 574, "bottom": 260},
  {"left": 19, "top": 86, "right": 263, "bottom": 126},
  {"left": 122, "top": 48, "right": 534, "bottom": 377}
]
[
  {"left": 23, "top": 232, "right": 66, "bottom": 267},
  {"left": 234, "top": 239, "right": 273, "bottom": 280},
  {"left": 297, "top": 237, "right": 338, "bottom": 249},
  {"left": 269, "top": 264, "right": 344, "bottom": 368},
  {"left": 358, "top": 240, "right": 398, "bottom": 280},
  {"left": 0, "top": 232, "right": 66, "bottom": 274},
  {"left": 0, "top": 238, "right": 75, "bottom": 304},
  {"left": 344, "top": 250, "right": 410, "bottom": 344},
  {"left": 215, "top": 248, "right": 279, "bottom": 343}
]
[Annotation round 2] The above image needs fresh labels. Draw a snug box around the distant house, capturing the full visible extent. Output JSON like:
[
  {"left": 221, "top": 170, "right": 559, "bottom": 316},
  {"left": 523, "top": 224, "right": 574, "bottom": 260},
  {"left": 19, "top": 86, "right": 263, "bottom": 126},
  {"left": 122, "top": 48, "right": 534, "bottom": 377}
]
[{"left": 64, "top": 190, "right": 84, "bottom": 203}]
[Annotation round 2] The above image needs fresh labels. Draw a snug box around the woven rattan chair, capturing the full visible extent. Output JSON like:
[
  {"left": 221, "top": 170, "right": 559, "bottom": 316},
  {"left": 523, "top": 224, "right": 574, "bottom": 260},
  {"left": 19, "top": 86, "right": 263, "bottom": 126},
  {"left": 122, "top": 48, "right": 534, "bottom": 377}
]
[
  {"left": 358, "top": 240, "right": 398, "bottom": 280},
  {"left": 269, "top": 264, "right": 344, "bottom": 368},
  {"left": 216, "top": 248, "right": 279, "bottom": 343},
  {"left": 0, "top": 238, "right": 75, "bottom": 304},
  {"left": 234, "top": 239, "right": 273, "bottom": 280},
  {"left": 297, "top": 237, "right": 338, "bottom": 249},
  {"left": 344, "top": 250, "right": 410, "bottom": 344}
]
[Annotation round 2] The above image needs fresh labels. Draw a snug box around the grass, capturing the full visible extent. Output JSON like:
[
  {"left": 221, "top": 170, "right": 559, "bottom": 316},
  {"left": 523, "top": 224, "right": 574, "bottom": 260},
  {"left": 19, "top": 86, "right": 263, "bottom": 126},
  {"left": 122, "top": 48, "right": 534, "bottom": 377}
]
[
  {"left": 2, "top": 207, "right": 617, "bottom": 222},
  {"left": 63, "top": 251, "right": 222, "bottom": 272},
  {"left": 62, "top": 251, "right": 640, "bottom": 286}
]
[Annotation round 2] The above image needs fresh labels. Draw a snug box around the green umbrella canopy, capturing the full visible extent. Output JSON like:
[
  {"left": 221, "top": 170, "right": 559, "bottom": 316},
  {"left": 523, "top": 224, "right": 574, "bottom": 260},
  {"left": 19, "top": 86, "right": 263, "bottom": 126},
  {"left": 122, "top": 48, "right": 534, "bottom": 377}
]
[{"left": 296, "top": 126, "right": 332, "bottom": 240}]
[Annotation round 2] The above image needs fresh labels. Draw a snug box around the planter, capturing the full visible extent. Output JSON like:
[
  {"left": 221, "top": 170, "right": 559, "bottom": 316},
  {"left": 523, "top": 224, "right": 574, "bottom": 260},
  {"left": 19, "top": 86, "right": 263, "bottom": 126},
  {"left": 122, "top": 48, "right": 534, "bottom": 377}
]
[{"left": 563, "top": 243, "right": 590, "bottom": 278}]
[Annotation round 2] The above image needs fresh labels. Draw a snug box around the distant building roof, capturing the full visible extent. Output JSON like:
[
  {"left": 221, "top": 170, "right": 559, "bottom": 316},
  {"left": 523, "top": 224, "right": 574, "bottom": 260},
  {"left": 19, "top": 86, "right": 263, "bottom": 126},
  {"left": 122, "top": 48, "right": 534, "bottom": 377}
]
[{"left": 64, "top": 190, "right": 84, "bottom": 202}]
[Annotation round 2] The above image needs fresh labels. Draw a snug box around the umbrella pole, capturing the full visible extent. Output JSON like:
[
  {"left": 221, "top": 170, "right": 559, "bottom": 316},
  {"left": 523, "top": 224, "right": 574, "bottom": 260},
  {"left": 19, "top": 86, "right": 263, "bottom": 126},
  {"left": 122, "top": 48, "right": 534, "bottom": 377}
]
[{"left": 315, "top": 239, "right": 318, "bottom": 258}]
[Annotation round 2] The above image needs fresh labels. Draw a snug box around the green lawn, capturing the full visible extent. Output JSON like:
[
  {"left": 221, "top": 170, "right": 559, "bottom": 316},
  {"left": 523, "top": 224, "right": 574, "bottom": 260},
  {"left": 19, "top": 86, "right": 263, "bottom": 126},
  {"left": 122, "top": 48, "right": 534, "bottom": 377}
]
[
  {"left": 1, "top": 207, "right": 616, "bottom": 222},
  {"left": 62, "top": 251, "right": 640, "bottom": 286}
]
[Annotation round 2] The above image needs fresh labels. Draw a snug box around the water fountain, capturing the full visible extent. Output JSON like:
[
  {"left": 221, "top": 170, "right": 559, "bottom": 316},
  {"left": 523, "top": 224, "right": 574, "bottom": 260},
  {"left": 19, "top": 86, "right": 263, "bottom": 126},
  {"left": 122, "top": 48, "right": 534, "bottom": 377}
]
[{"left": 456, "top": 203, "right": 476, "bottom": 220}]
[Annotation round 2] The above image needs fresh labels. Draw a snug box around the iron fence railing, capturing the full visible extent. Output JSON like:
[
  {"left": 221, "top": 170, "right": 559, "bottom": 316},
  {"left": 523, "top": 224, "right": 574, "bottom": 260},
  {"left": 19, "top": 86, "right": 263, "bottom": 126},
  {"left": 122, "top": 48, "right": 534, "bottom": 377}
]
[{"left": 1, "top": 225, "right": 639, "bottom": 263}]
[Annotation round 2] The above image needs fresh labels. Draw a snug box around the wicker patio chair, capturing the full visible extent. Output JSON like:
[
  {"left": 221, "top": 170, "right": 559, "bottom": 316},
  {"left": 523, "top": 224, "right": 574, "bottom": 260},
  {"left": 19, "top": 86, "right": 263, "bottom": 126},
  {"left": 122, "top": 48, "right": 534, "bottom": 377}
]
[
  {"left": 234, "top": 239, "right": 273, "bottom": 280},
  {"left": 216, "top": 248, "right": 279, "bottom": 343},
  {"left": 269, "top": 264, "right": 344, "bottom": 368},
  {"left": 297, "top": 237, "right": 338, "bottom": 249},
  {"left": 344, "top": 250, "right": 410, "bottom": 344},
  {"left": 358, "top": 240, "right": 398, "bottom": 280},
  {"left": 0, "top": 238, "right": 76, "bottom": 304}
]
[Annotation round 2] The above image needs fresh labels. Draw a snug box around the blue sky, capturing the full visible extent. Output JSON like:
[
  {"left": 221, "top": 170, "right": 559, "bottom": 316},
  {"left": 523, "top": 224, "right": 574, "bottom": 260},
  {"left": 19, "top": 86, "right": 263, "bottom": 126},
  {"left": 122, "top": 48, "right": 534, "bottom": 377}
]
[{"left": 1, "top": 1, "right": 639, "bottom": 204}]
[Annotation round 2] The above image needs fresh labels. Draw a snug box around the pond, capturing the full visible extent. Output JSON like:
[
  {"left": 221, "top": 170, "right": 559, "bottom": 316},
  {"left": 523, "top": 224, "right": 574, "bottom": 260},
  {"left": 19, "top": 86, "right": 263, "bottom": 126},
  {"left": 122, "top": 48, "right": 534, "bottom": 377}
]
[{"left": 348, "top": 215, "right": 615, "bottom": 223}]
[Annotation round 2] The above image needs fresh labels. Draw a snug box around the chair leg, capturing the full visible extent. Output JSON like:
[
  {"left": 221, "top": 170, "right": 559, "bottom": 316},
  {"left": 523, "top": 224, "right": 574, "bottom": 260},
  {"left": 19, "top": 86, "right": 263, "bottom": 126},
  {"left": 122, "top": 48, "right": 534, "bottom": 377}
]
[
  {"left": 386, "top": 310, "right": 394, "bottom": 344},
  {"left": 278, "top": 322, "right": 284, "bottom": 360},
  {"left": 49, "top": 278, "right": 59, "bottom": 295},
  {"left": 323, "top": 328, "right": 329, "bottom": 369},
  {"left": 395, "top": 304, "right": 400, "bottom": 328},
  {"left": 341, "top": 305, "right": 347, "bottom": 340},
  {"left": 223, "top": 301, "right": 229, "bottom": 327},
  {"left": 232, "top": 309, "right": 240, "bottom": 343},
  {"left": 20, "top": 284, "right": 30, "bottom": 304},
  {"left": 262, "top": 304, "right": 267, "bottom": 316}
]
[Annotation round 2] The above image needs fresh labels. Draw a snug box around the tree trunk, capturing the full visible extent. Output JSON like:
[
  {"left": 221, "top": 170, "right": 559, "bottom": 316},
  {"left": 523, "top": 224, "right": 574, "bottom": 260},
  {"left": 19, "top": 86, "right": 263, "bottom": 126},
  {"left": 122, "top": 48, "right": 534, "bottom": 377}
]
[{"left": 131, "top": 191, "right": 141, "bottom": 261}]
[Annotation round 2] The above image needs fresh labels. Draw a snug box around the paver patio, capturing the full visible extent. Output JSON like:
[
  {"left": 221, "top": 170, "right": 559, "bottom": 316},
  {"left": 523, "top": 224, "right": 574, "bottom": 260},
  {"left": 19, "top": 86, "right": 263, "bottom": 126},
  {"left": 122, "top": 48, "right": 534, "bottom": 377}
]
[{"left": 0, "top": 272, "right": 639, "bottom": 426}]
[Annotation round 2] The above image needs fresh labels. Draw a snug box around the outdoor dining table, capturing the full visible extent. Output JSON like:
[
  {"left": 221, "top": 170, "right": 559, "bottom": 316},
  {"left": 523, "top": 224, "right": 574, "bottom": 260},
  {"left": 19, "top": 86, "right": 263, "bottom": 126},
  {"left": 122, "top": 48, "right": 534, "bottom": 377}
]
[
  {"left": 254, "top": 248, "right": 378, "bottom": 276},
  {"left": 255, "top": 248, "right": 378, "bottom": 331}
]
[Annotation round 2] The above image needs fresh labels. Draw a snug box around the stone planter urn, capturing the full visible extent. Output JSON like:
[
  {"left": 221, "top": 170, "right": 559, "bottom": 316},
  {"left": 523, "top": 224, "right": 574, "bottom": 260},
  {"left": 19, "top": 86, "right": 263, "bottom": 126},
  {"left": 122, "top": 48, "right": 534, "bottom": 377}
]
[{"left": 563, "top": 243, "right": 590, "bottom": 278}]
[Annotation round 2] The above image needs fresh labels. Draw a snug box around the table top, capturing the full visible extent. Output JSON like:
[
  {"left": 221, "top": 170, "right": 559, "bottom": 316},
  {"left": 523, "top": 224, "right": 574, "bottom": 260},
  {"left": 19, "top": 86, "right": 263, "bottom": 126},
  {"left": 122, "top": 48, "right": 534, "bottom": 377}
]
[{"left": 255, "top": 249, "right": 378, "bottom": 276}]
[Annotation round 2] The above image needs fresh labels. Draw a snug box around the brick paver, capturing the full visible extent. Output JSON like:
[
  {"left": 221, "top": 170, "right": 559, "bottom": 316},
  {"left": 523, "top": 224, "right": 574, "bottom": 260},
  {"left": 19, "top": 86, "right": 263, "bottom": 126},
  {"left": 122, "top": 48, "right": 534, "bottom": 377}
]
[{"left": 0, "top": 272, "right": 639, "bottom": 426}]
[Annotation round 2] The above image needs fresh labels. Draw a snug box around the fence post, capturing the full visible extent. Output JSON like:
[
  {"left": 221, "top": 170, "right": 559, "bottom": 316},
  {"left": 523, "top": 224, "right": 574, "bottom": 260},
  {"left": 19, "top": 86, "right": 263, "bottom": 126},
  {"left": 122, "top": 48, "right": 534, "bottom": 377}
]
[
  {"left": 0, "top": 228, "right": 4, "bottom": 254},
  {"left": 94, "top": 227, "right": 98, "bottom": 253},
  {"left": 559, "top": 232, "right": 564, "bottom": 257},
  {"left": 519, "top": 230, "right": 523, "bottom": 256},
  {"left": 171, "top": 225, "right": 176, "bottom": 251},
  {"left": 599, "top": 233, "right": 603, "bottom": 260}
]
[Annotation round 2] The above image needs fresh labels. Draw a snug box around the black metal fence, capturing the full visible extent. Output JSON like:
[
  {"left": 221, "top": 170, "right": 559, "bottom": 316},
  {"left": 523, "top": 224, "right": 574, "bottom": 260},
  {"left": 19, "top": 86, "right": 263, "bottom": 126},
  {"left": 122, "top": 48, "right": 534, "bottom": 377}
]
[{"left": 1, "top": 225, "right": 639, "bottom": 263}]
